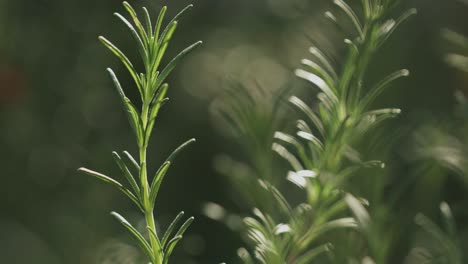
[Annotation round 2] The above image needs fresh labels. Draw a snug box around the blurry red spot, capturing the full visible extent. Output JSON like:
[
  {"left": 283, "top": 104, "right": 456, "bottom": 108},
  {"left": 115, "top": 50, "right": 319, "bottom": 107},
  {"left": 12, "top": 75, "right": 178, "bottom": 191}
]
[{"left": 0, "top": 63, "right": 26, "bottom": 104}]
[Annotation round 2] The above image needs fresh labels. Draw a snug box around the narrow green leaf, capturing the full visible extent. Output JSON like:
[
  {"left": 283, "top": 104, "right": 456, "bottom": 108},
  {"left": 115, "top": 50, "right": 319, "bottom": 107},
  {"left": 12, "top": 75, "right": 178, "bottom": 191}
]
[
  {"left": 298, "top": 218, "right": 357, "bottom": 249},
  {"left": 142, "top": 7, "right": 153, "bottom": 39},
  {"left": 339, "top": 39, "right": 359, "bottom": 99},
  {"left": 152, "top": 41, "right": 202, "bottom": 95},
  {"left": 272, "top": 143, "right": 303, "bottom": 171},
  {"left": 364, "top": 108, "right": 401, "bottom": 116},
  {"left": 122, "top": 151, "right": 140, "bottom": 172},
  {"left": 99, "top": 38, "right": 143, "bottom": 97},
  {"left": 259, "top": 180, "right": 293, "bottom": 215},
  {"left": 114, "top": 12, "right": 148, "bottom": 64},
  {"left": 106, "top": 68, "right": 144, "bottom": 145},
  {"left": 169, "top": 219, "right": 198, "bottom": 262},
  {"left": 317, "top": 92, "right": 334, "bottom": 113},
  {"left": 252, "top": 208, "right": 276, "bottom": 231},
  {"left": 361, "top": 0, "right": 372, "bottom": 19},
  {"left": 289, "top": 96, "right": 325, "bottom": 136},
  {"left": 146, "top": 226, "right": 159, "bottom": 246},
  {"left": 344, "top": 39, "right": 359, "bottom": 55},
  {"left": 159, "top": 4, "right": 193, "bottom": 45},
  {"left": 378, "top": 8, "right": 417, "bottom": 47},
  {"left": 110, "top": 211, "right": 155, "bottom": 262},
  {"left": 112, "top": 151, "right": 141, "bottom": 198},
  {"left": 360, "top": 69, "right": 409, "bottom": 110},
  {"left": 345, "top": 194, "right": 370, "bottom": 228},
  {"left": 295, "top": 69, "right": 338, "bottom": 103},
  {"left": 153, "top": 4, "right": 197, "bottom": 68},
  {"left": 154, "top": 6, "right": 167, "bottom": 41},
  {"left": 78, "top": 168, "right": 143, "bottom": 211},
  {"left": 125, "top": 97, "right": 145, "bottom": 147},
  {"left": 122, "top": 1, "right": 149, "bottom": 45},
  {"left": 274, "top": 132, "right": 303, "bottom": 154},
  {"left": 150, "top": 83, "right": 169, "bottom": 120},
  {"left": 297, "top": 131, "right": 324, "bottom": 153},
  {"left": 161, "top": 211, "right": 185, "bottom": 248},
  {"left": 296, "top": 119, "right": 312, "bottom": 134},
  {"left": 334, "top": 0, "right": 363, "bottom": 37},
  {"left": 78, "top": 167, "right": 123, "bottom": 187},
  {"left": 163, "top": 235, "right": 183, "bottom": 264},
  {"left": 152, "top": 21, "right": 178, "bottom": 76},
  {"left": 149, "top": 161, "right": 171, "bottom": 206},
  {"left": 309, "top": 46, "right": 338, "bottom": 81},
  {"left": 174, "top": 216, "right": 194, "bottom": 238},
  {"left": 167, "top": 138, "right": 197, "bottom": 163},
  {"left": 301, "top": 59, "right": 337, "bottom": 93},
  {"left": 144, "top": 83, "right": 169, "bottom": 145}
]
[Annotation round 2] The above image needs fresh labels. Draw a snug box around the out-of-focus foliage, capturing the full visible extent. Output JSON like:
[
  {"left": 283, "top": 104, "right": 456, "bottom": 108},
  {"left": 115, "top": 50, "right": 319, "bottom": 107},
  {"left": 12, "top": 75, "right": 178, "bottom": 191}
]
[
  {"left": 408, "top": 202, "right": 463, "bottom": 264},
  {"left": 1, "top": 0, "right": 468, "bottom": 263},
  {"left": 442, "top": 30, "right": 468, "bottom": 72},
  {"left": 227, "top": 0, "right": 416, "bottom": 263}
]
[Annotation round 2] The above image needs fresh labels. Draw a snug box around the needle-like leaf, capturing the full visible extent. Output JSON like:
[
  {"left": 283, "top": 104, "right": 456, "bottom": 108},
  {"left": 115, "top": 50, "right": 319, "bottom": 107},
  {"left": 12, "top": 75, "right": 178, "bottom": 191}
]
[
  {"left": 122, "top": 1, "right": 149, "bottom": 45},
  {"left": 77, "top": 168, "right": 143, "bottom": 211},
  {"left": 149, "top": 161, "right": 171, "bottom": 206},
  {"left": 99, "top": 38, "right": 143, "bottom": 97},
  {"left": 106, "top": 68, "right": 144, "bottom": 146},
  {"left": 111, "top": 211, "right": 155, "bottom": 261},
  {"left": 122, "top": 151, "right": 140, "bottom": 172},
  {"left": 112, "top": 151, "right": 140, "bottom": 197},
  {"left": 114, "top": 12, "right": 148, "bottom": 64},
  {"left": 152, "top": 41, "right": 202, "bottom": 96}
]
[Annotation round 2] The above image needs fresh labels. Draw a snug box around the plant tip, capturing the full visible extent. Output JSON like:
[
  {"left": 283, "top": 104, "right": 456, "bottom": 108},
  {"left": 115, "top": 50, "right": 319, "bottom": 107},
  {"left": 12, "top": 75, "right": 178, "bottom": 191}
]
[{"left": 440, "top": 202, "right": 451, "bottom": 215}]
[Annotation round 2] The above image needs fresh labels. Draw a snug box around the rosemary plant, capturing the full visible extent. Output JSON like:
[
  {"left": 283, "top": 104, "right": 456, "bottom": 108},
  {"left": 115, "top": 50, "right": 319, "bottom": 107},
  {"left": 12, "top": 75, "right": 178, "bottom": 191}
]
[
  {"left": 238, "top": 0, "right": 416, "bottom": 263},
  {"left": 78, "top": 2, "right": 201, "bottom": 263}
]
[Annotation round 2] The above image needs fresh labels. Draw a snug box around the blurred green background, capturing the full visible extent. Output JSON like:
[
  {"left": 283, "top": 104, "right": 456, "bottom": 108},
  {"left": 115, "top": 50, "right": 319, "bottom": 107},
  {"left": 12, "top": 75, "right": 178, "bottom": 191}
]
[{"left": 0, "top": 0, "right": 467, "bottom": 263}]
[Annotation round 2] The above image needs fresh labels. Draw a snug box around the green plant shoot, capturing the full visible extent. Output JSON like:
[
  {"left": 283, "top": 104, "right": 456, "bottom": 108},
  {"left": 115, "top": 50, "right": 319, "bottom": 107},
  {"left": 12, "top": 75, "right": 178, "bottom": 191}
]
[{"left": 78, "top": 2, "right": 202, "bottom": 263}]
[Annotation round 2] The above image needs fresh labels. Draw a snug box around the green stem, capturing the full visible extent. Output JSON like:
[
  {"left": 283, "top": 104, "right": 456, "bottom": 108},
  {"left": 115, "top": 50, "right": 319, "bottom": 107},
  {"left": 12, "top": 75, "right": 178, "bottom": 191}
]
[
  {"left": 140, "top": 102, "right": 162, "bottom": 264},
  {"left": 140, "top": 146, "right": 163, "bottom": 264}
]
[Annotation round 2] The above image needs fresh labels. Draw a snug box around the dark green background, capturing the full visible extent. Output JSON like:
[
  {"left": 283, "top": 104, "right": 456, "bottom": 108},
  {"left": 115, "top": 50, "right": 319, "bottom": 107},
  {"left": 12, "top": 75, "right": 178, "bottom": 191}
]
[{"left": 0, "top": 0, "right": 467, "bottom": 263}]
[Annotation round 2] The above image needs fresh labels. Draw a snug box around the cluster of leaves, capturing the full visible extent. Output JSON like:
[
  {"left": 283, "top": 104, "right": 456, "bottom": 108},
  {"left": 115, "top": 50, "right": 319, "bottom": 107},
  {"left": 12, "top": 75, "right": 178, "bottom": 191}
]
[
  {"left": 78, "top": 2, "right": 201, "bottom": 264},
  {"left": 235, "top": 0, "right": 417, "bottom": 263}
]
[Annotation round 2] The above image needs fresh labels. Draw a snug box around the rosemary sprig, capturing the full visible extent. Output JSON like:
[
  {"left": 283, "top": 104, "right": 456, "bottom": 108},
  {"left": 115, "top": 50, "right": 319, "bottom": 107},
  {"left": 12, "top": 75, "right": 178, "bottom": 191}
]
[
  {"left": 78, "top": 2, "right": 201, "bottom": 263},
  {"left": 239, "top": 0, "right": 416, "bottom": 263}
]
